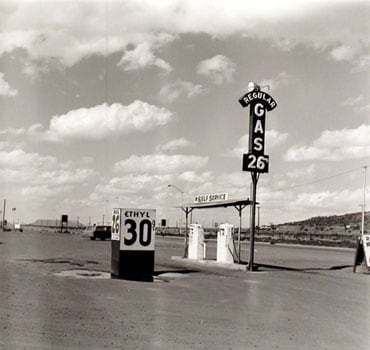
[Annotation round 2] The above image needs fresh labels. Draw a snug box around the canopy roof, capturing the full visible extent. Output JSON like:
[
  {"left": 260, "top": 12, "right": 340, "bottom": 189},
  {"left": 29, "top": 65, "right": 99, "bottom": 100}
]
[{"left": 177, "top": 198, "right": 253, "bottom": 210}]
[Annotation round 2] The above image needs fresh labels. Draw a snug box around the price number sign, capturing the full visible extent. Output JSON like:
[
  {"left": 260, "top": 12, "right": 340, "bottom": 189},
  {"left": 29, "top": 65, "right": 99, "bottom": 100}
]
[
  {"left": 120, "top": 209, "right": 156, "bottom": 251},
  {"left": 111, "top": 208, "right": 121, "bottom": 241},
  {"left": 243, "top": 153, "right": 269, "bottom": 173}
]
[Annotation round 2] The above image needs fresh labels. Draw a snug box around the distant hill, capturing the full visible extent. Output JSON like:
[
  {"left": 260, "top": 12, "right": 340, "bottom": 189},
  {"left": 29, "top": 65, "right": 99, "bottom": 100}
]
[{"left": 280, "top": 211, "right": 369, "bottom": 228}]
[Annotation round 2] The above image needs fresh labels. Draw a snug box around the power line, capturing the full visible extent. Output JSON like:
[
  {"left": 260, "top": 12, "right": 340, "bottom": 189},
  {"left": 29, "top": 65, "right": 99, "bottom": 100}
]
[{"left": 261, "top": 165, "right": 368, "bottom": 194}]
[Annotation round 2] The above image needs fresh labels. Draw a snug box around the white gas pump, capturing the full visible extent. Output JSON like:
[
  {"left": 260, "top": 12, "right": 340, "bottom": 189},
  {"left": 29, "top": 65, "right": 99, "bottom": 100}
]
[
  {"left": 188, "top": 224, "right": 205, "bottom": 260},
  {"left": 217, "top": 223, "right": 235, "bottom": 263}
]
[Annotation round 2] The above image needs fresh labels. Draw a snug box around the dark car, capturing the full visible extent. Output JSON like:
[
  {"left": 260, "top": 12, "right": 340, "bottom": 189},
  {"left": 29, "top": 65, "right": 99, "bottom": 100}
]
[{"left": 91, "top": 225, "right": 111, "bottom": 240}]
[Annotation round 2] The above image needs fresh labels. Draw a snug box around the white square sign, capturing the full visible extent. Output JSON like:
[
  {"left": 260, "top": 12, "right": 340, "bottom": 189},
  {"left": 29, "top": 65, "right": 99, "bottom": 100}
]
[{"left": 119, "top": 208, "right": 156, "bottom": 251}]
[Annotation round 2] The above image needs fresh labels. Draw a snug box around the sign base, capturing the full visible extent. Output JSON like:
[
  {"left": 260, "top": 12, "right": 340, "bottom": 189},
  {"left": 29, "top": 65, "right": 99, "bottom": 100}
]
[{"left": 111, "top": 241, "right": 155, "bottom": 281}]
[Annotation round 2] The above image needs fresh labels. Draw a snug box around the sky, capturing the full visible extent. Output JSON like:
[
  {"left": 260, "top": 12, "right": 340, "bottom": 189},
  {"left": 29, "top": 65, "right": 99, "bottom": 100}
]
[{"left": 0, "top": 0, "right": 369, "bottom": 228}]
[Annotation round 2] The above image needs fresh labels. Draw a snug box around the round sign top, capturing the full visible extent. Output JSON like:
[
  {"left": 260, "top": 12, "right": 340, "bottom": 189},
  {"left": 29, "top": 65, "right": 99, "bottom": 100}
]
[{"left": 238, "top": 89, "right": 277, "bottom": 111}]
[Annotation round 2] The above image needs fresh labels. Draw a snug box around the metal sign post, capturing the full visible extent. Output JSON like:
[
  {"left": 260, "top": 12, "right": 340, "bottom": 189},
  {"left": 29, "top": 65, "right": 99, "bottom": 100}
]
[{"left": 239, "top": 83, "right": 277, "bottom": 271}]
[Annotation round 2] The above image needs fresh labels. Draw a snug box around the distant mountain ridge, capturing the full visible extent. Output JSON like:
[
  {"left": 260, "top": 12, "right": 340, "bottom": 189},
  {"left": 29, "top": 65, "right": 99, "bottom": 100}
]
[{"left": 280, "top": 211, "right": 369, "bottom": 227}]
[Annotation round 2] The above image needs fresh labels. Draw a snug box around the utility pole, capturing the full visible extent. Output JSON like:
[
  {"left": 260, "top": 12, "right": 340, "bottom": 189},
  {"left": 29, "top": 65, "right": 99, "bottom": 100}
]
[
  {"left": 168, "top": 183, "right": 185, "bottom": 236},
  {"left": 2, "top": 199, "right": 6, "bottom": 231},
  {"left": 12, "top": 208, "right": 16, "bottom": 225},
  {"left": 361, "top": 166, "right": 367, "bottom": 235}
]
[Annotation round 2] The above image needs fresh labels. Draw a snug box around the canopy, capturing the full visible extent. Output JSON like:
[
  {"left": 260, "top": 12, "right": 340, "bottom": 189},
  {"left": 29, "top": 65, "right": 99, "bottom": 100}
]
[
  {"left": 177, "top": 198, "right": 252, "bottom": 210},
  {"left": 176, "top": 198, "right": 255, "bottom": 262}
]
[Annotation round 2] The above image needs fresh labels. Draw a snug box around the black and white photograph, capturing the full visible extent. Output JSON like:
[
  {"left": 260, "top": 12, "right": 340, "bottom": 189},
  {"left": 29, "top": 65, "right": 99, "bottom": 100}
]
[{"left": 0, "top": 0, "right": 369, "bottom": 349}]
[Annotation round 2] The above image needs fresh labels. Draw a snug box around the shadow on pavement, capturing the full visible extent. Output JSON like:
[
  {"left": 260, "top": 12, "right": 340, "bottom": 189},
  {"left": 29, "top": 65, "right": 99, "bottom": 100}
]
[
  {"left": 153, "top": 269, "right": 200, "bottom": 276},
  {"left": 255, "top": 263, "right": 352, "bottom": 272}
]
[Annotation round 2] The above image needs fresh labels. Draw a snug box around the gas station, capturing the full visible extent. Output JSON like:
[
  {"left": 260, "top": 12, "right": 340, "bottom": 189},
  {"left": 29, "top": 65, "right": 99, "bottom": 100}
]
[
  {"left": 110, "top": 82, "right": 279, "bottom": 278},
  {"left": 177, "top": 198, "right": 252, "bottom": 264}
]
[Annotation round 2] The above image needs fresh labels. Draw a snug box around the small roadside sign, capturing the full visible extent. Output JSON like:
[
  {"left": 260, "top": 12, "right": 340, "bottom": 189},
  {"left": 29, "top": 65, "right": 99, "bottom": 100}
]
[
  {"left": 120, "top": 208, "right": 156, "bottom": 251},
  {"left": 111, "top": 208, "right": 121, "bottom": 241},
  {"left": 362, "top": 234, "right": 370, "bottom": 268}
]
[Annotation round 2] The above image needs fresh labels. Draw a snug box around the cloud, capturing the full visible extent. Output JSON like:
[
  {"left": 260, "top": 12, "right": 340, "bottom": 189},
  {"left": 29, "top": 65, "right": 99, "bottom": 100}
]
[
  {"left": 197, "top": 55, "right": 236, "bottom": 85},
  {"left": 95, "top": 174, "right": 174, "bottom": 196},
  {"left": 27, "top": 100, "right": 174, "bottom": 142},
  {"left": 0, "top": 127, "right": 26, "bottom": 135},
  {"left": 178, "top": 171, "right": 213, "bottom": 183},
  {"left": 0, "top": 1, "right": 368, "bottom": 74},
  {"left": 226, "top": 130, "right": 288, "bottom": 157},
  {"left": 341, "top": 95, "right": 370, "bottom": 113},
  {"left": 294, "top": 188, "right": 363, "bottom": 210},
  {"left": 114, "top": 154, "right": 208, "bottom": 175},
  {"left": 0, "top": 72, "right": 17, "bottom": 96},
  {"left": 159, "top": 80, "right": 205, "bottom": 104},
  {"left": 156, "top": 138, "right": 194, "bottom": 152},
  {"left": 0, "top": 148, "right": 95, "bottom": 198},
  {"left": 117, "top": 40, "right": 172, "bottom": 72},
  {"left": 286, "top": 164, "right": 317, "bottom": 179},
  {"left": 329, "top": 44, "right": 357, "bottom": 61},
  {"left": 259, "top": 72, "right": 296, "bottom": 91},
  {"left": 342, "top": 95, "right": 363, "bottom": 107},
  {"left": 351, "top": 55, "right": 370, "bottom": 73},
  {"left": 91, "top": 157, "right": 211, "bottom": 206},
  {"left": 285, "top": 124, "right": 370, "bottom": 161}
]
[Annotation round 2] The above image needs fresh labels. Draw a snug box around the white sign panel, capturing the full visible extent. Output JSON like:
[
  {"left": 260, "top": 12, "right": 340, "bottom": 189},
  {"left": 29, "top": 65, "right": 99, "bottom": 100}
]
[
  {"left": 120, "top": 208, "right": 156, "bottom": 251},
  {"left": 194, "top": 192, "right": 229, "bottom": 204},
  {"left": 111, "top": 208, "right": 121, "bottom": 241},
  {"left": 363, "top": 234, "right": 370, "bottom": 268}
]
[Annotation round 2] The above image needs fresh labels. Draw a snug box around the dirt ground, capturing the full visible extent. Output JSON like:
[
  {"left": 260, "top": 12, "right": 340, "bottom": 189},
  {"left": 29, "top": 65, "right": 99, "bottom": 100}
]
[{"left": 1, "top": 229, "right": 369, "bottom": 349}]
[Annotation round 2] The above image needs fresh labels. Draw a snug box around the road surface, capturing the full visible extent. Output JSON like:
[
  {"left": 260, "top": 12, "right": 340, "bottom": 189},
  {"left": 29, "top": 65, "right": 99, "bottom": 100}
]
[{"left": 1, "top": 229, "right": 369, "bottom": 349}]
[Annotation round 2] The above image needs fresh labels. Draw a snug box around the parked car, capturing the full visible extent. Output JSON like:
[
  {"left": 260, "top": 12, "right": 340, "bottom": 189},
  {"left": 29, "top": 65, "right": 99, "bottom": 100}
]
[{"left": 90, "top": 225, "right": 111, "bottom": 240}]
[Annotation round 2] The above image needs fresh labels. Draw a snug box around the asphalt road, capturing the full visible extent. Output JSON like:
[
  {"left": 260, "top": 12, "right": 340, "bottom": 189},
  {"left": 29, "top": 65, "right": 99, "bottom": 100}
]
[{"left": 1, "top": 229, "right": 369, "bottom": 349}]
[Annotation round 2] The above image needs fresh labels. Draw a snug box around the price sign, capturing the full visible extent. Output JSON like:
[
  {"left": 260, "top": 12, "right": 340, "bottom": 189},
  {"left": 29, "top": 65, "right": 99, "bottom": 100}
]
[
  {"left": 239, "top": 88, "right": 277, "bottom": 174},
  {"left": 120, "top": 209, "right": 156, "bottom": 251},
  {"left": 243, "top": 153, "right": 269, "bottom": 173},
  {"left": 111, "top": 208, "right": 121, "bottom": 241}
]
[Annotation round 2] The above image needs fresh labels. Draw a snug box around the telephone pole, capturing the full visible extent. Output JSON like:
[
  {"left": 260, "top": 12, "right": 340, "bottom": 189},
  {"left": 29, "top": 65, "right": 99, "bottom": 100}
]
[
  {"left": 2, "top": 199, "right": 6, "bottom": 231},
  {"left": 361, "top": 166, "right": 367, "bottom": 235}
]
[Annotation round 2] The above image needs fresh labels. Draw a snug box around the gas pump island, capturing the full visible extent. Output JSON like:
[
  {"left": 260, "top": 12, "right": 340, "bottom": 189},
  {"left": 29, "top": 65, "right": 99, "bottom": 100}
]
[{"left": 239, "top": 82, "right": 277, "bottom": 271}]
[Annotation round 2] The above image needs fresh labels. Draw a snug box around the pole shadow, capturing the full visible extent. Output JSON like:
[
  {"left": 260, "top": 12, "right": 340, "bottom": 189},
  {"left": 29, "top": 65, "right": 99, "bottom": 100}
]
[{"left": 255, "top": 263, "right": 353, "bottom": 273}]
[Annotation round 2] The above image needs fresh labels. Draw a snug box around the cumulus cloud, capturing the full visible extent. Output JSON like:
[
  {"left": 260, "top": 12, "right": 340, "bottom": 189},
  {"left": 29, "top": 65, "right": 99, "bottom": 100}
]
[
  {"left": 259, "top": 72, "right": 296, "bottom": 91},
  {"left": 342, "top": 95, "right": 363, "bottom": 107},
  {"left": 27, "top": 100, "right": 174, "bottom": 142},
  {"left": 286, "top": 164, "right": 317, "bottom": 179},
  {"left": 0, "top": 72, "right": 17, "bottom": 96},
  {"left": 226, "top": 130, "right": 288, "bottom": 157},
  {"left": 329, "top": 44, "right": 357, "bottom": 62},
  {"left": 0, "top": 1, "right": 368, "bottom": 74},
  {"left": 156, "top": 138, "right": 194, "bottom": 152},
  {"left": 178, "top": 171, "right": 213, "bottom": 183},
  {"left": 341, "top": 94, "right": 370, "bottom": 113},
  {"left": 0, "top": 127, "right": 25, "bottom": 135},
  {"left": 159, "top": 80, "right": 205, "bottom": 104},
  {"left": 0, "top": 148, "right": 95, "bottom": 198},
  {"left": 294, "top": 188, "right": 363, "bottom": 209},
  {"left": 114, "top": 154, "right": 208, "bottom": 175},
  {"left": 197, "top": 55, "right": 236, "bottom": 85},
  {"left": 117, "top": 41, "right": 172, "bottom": 72},
  {"left": 96, "top": 174, "right": 174, "bottom": 196},
  {"left": 285, "top": 124, "right": 370, "bottom": 161}
]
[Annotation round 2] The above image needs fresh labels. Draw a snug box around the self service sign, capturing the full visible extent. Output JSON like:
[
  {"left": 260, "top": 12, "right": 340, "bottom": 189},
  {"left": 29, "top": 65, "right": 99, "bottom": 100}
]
[
  {"left": 239, "top": 88, "right": 277, "bottom": 173},
  {"left": 111, "top": 208, "right": 156, "bottom": 281}
]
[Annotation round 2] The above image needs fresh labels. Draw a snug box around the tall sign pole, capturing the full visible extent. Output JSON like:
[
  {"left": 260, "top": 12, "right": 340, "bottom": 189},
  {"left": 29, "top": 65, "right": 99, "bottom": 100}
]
[{"left": 239, "top": 82, "right": 277, "bottom": 271}]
